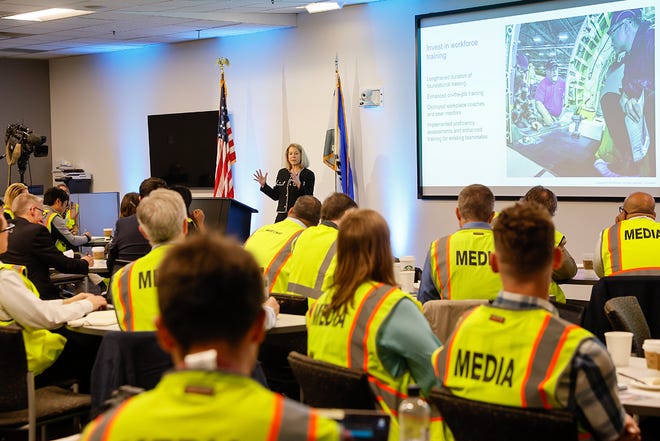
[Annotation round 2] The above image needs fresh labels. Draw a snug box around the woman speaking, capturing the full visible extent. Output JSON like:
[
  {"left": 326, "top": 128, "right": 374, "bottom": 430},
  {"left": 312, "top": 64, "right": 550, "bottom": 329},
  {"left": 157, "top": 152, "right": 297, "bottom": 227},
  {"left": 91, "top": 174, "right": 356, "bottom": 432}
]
[{"left": 254, "top": 143, "right": 315, "bottom": 223}]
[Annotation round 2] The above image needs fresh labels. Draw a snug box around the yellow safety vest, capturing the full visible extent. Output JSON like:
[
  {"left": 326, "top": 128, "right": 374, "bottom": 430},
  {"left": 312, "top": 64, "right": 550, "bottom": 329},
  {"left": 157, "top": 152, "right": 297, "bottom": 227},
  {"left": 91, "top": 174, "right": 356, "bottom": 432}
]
[
  {"left": 80, "top": 370, "right": 341, "bottom": 441},
  {"left": 429, "top": 228, "right": 501, "bottom": 300},
  {"left": 549, "top": 230, "right": 566, "bottom": 303},
  {"left": 244, "top": 218, "right": 303, "bottom": 293},
  {"left": 110, "top": 245, "right": 172, "bottom": 331},
  {"left": 0, "top": 264, "right": 67, "bottom": 375},
  {"left": 64, "top": 202, "right": 79, "bottom": 233},
  {"left": 432, "top": 305, "right": 594, "bottom": 438},
  {"left": 600, "top": 217, "right": 660, "bottom": 276},
  {"left": 286, "top": 223, "right": 338, "bottom": 299},
  {"left": 3, "top": 207, "right": 14, "bottom": 220},
  {"left": 42, "top": 208, "right": 67, "bottom": 252},
  {"left": 307, "top": 281, "right": 444, "bottom": 441}
]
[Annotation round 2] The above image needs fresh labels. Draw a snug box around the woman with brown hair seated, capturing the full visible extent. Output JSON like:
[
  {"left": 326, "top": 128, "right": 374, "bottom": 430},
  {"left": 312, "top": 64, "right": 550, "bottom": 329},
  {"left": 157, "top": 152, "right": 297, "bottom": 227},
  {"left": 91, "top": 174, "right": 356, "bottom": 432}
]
[{"left": 306, "top": 208, "right": 441, "bottom": 440}]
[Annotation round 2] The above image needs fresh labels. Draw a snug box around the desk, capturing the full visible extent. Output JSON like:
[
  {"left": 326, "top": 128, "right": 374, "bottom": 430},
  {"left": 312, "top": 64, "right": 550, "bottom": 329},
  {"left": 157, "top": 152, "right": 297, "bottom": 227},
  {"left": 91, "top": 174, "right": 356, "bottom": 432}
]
[
  {"left": 617, "top": 357, "right": 660, "bottom": 416},
  {"left": 87, "top": 237, "right": 111, "bottom": 248},
  {"left": 67, "top": 310, "right": 120, "bottom": 335},
  {"left": 88, "top": 258, "right": 109, "bottom": 275},
  {"left": 68, "top": 311, "right": 306, "bottom": 336},
  {"left": 559, "top": 268, "right": 599, "bottom": 286},
  {"left": 269, "top": 313, "right": 306, "bottom": 334}
]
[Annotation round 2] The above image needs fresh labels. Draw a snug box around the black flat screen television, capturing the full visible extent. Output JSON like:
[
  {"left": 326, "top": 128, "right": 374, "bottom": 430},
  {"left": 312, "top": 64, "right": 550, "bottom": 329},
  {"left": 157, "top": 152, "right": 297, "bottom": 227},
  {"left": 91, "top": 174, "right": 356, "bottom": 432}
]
[{"left": 148, "top": 110, "right": 218, "bottom": 188}]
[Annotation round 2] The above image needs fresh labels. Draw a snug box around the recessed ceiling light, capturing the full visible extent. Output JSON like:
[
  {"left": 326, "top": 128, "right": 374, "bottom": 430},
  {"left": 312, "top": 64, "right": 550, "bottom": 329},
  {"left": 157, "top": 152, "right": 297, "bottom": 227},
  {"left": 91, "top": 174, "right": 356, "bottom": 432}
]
[
  {"left": 3, "top": 8, "right": 93, "bottom": 22},
  {"left": 303, "top": 2, "right": 342, "bottom": 13}
]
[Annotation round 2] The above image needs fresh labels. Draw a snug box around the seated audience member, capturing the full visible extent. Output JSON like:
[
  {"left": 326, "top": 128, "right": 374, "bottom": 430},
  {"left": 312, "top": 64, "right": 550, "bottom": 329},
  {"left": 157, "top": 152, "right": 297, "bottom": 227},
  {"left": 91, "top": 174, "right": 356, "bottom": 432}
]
[
  {"left": 0, "top": 193, "right": 92, "bottom": 300},
  {"left": 42, "top": 186, "right": 92, "bottom": 251},
  {"left": 111, "top": 189, "right": 187, "bottom": 331},
  {"left": 418, "top": 184, "right": 501, "bottom": 304},
  {"left": 594, "top": 191, "right": 660, "bottom": 277},
  {"left": 57, "top": 183, "right": 80, "bottom": 234},
  {"left": 432, "top": 202, "right": 640, "bottom": 441},
  {"left": 0, "top": 214, "right": 107, "bottom": 380},
  {"left": 595, "top": 191, "right": 660, "bottom": 277},
  {"left": 307, "top": 209, "right": 441, "bottom": 440},
  {"left": 119, "top": 192, "right": 139, "bottom": 218},
  {"left": 170, "top": 184, "right": 206, "bottom": 234},
  {"left": 245, "top": 195, "right": 321, "bottom": 293},
  {"left": 3, "top": 182, "right": 28, "bottom": 220},
  {"left": 107, "top": 177, "right": 167, "bottom": 274},
  {"left": 285, "top": 192, "right": 357, "bottom": 299},
  {"left": 81, "top": 233, "right": 342, "bottom": 441},
  {"left": 522, "top": 185, "right": 577, "bottom": 302},
  {"left": 111, "top": 189, "right": 279, "bottom": 332}
]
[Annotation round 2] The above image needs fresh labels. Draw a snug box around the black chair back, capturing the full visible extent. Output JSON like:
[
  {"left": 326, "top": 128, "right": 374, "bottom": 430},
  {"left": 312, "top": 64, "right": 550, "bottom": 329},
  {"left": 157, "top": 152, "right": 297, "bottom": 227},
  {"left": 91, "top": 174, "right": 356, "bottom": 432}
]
[
  {"left": 90, "top": 331, "right": 173, "bottom": 415},
  {"left": 583, "top": 276, "right": 660, "bottom": 342},
  {"left": 287, "top": 351, "right": 376, "bottom": 410},
  {"left": 605, "top": 296, "right": 651, "bottom": 357},
  {"left": 551, "top": 299, "right": 586, "bottom": 325},
  {"left": 429, "top": 388, "right": 578, "bottom": 441},
  {"left": 271, "top": 293, "right": 308, "bottom": 315},
  {"left": 0, "top": 326, "right": 28, "bottom": 411}
]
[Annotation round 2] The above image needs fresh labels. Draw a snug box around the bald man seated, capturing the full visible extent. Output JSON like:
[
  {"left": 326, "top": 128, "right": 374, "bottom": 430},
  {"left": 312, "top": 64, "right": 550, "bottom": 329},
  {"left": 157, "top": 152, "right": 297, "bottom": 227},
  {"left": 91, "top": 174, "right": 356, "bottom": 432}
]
[{"left": 595, "top": 192, "right": 660, "bottom": 277}]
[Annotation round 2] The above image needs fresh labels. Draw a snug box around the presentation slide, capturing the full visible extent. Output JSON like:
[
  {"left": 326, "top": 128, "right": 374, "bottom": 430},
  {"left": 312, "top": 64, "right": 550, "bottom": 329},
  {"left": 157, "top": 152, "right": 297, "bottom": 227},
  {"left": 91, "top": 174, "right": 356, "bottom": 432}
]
[{"left": 417, "top": 0, "right": 657, "bottom": 198}]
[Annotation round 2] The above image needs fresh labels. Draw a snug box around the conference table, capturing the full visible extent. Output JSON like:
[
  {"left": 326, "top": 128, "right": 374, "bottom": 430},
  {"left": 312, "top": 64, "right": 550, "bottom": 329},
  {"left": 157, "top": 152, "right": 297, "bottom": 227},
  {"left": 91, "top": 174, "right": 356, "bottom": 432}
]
[
  {"left": 67, "top": 310, "right": 307, "bottom": 336},
  {"left": 617, "top": 357, "right": 660, "bottom": 416}
]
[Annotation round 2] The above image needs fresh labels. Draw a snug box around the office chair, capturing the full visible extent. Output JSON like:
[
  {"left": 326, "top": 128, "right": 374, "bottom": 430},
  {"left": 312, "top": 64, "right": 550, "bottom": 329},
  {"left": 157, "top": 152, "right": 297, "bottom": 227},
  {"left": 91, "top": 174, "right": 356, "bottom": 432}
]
[
  {"left": 0, "top": 326, "right": 91, "bottom": 441},
  {"left": 429, "top": 388, "right": 578, "bottom": 441},
  {"left": 288, "top": 351, "right": 377, "bottom": 410}
]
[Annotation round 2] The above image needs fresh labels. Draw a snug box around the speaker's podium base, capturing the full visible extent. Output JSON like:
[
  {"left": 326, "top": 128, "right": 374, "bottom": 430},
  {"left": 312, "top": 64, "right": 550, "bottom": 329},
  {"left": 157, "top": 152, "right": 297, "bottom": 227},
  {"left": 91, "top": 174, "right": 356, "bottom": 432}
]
[{"left": 190, "top": 198, "right": 257, "bottom": 243}]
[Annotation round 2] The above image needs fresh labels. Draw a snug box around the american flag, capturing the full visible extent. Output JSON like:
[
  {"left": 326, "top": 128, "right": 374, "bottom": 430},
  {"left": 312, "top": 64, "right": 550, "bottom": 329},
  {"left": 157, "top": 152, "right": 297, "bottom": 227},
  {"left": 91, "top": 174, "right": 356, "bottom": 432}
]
[{"left": 213, "top": 71, "right": 236, "bottom": 198}]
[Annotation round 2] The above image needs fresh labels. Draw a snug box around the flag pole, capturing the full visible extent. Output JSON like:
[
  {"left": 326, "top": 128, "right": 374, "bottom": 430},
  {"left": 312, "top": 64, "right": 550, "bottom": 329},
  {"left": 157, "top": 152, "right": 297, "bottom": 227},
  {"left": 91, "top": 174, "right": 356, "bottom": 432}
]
[{"left": 334, "top": 54, "right": 339, "bottom": 194}]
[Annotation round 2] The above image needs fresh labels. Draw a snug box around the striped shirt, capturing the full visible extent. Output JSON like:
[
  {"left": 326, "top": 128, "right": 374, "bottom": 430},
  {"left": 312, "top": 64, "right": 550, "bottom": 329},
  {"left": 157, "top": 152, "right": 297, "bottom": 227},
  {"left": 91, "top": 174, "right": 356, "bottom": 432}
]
[{"left": 493, "top": 291, "right": 626, "bottom": 441}]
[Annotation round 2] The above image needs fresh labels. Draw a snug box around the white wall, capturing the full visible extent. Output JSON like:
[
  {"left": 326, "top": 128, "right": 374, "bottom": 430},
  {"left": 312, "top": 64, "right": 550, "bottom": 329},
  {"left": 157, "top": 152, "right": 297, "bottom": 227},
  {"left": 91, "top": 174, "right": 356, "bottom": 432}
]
[{"left": 48, "top": 0, "right": 623, "bottom": 276}]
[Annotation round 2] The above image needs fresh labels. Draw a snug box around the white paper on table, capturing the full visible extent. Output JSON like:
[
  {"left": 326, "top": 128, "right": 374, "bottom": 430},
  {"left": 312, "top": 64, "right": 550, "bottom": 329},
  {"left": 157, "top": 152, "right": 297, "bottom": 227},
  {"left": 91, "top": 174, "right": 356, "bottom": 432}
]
[{"left": 67, "top": 310, "right": 117, "bottom": 327}]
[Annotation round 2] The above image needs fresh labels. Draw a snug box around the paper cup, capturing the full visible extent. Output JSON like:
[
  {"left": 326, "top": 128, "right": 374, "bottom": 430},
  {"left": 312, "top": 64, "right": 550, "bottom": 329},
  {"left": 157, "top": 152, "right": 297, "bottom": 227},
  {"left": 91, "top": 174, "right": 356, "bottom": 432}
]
[
  {"left": 400, "top": 270, "right": 415, "bottom": 293},
  {"left": 103, "top": 228, "right": 113, "bottom": 238},
  {"left": 393, "top": 262, "right": 402, "bottom": 286},
  {"left": 92, "top": 246, "right": 105, "bottom": 260},
  {"left": 605, "top": 331, "right": 633, "bottom": 367},
  {"left": 643, "top": 339, "right": 660, "bottom": 370},
  {"left": 399, "top": 256, "right": 415, "bottom": 272},
  {"left": 582, "top": 253, "right": 594, "bottom": 270}
]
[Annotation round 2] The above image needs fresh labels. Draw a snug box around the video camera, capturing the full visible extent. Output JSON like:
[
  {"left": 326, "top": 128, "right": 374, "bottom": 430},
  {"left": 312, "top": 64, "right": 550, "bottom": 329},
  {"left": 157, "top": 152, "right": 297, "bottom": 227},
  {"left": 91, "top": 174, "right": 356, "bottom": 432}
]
[{"left": 5, "top": 123, "right": 49, "bottom": 159}]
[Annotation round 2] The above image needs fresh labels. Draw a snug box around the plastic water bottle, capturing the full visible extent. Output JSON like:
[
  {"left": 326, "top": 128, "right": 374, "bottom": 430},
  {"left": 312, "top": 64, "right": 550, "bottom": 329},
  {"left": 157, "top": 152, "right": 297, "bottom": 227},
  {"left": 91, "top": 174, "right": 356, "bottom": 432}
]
[{"left": 399, "top": 384, "right": 430, "bottom": 441}]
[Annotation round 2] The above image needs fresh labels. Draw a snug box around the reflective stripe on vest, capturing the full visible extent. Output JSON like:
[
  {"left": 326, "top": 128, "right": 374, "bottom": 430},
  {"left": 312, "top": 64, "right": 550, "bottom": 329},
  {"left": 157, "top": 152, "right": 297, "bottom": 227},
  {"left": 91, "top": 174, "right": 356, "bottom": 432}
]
[
  {"left": 43, "top": 209, "right": 67, "bottom": 251},
  {"left": 114, "top": 262, "right": 136, "bottom": 330},
  {"left": 3, "top": 208, "right": 14, "bottom": 219},
  {"left": 286, "top": 224, "right": 339, "bottom": 299},
  {"left": 265, "top": 230, "right": 303, "bottom": 292},
  {"left": 601, "top": 217, "right": 660, "bottom": 276},
  {"left": 430, "top": 229, "right": 501, "bottom": 300},
  {"left": 432, "top": 306, "right": 592, "bottom": 409},
  {"left": 288, "top": 241, "right": 337, "bottom": 299}
]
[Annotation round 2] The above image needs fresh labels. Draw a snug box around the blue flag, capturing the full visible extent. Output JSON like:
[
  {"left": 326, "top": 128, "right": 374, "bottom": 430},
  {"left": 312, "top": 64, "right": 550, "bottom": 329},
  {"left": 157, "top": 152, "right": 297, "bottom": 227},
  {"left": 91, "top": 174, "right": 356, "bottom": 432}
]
[{"left": 323, "top": 72, "right": 354, "bottom": 198}]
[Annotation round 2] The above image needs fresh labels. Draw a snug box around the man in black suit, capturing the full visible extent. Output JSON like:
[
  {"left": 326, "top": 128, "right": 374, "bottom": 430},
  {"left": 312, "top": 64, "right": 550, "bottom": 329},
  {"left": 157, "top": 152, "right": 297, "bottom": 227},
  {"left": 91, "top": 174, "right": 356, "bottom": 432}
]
[
  {"left": 0, "top": 193, "right": 92, "bottom": 300},
  {"left": 106, "top": 177, "right": 167, "bottom": 274}
]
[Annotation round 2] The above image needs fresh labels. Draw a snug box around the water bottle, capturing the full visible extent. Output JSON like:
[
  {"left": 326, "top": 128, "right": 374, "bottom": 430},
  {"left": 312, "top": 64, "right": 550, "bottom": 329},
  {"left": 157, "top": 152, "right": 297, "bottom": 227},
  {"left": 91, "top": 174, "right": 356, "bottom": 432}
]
[{"left": 398, "top": 384, "right": 430, "bottom": 441}]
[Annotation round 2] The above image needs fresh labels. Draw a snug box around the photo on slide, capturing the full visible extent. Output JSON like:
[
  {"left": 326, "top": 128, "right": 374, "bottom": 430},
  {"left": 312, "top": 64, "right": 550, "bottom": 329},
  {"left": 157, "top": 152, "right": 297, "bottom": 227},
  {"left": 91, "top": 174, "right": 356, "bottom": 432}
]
[{"left": 505, "top": 7, "right": 655, "bottom": 179}]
